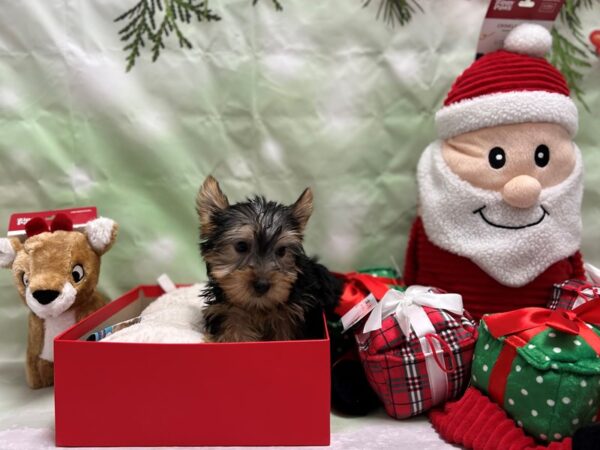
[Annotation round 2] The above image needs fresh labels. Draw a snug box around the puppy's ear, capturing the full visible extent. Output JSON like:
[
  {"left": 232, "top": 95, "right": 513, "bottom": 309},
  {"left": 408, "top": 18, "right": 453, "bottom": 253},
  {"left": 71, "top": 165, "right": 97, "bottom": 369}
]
[
  {"left": 292, "top": 187, "right": 313, "bottom": 232},
  {"left": 196, "top": 175, "right": 229, "bottom": 236},
  {"left": 0, "top": 237, "right": 21, "bottom": 269}
]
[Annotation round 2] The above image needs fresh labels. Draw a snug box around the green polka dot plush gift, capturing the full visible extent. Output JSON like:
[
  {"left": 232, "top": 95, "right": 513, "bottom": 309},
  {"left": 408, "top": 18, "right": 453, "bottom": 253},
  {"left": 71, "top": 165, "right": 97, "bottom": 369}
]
[{"left": 471, "top": 302, "right": 600, "bottom": 443}]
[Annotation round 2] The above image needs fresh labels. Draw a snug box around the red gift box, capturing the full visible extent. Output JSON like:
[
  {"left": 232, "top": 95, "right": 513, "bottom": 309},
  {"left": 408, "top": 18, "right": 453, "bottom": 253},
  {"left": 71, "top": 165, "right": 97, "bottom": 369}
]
[
  {"left": 54, "top": 285, "right": 331, "bottom": 447},
  {"left": 355, "top": 287, "right": 477, "bottom": 419}
]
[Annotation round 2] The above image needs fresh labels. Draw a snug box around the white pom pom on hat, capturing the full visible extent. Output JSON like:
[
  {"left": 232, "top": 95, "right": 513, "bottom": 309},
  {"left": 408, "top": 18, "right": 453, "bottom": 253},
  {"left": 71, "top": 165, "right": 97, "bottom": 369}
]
[{"left": 504, "top": 23, "right": 553, "bottom": 58}]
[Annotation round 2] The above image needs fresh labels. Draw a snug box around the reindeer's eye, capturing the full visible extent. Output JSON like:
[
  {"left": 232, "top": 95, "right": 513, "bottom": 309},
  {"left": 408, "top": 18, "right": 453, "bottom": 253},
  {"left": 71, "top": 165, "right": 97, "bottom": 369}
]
[
  {"left": 234, "top": 241, "right": 249, "bottom": 254},
  {"left": 276, "top": 246, "right": 287, "bottom": 258},
  {"left": 72, "top": 264, "right": 84, "bottom": 283},
  {"left": 21, "top": 273, "right": 29, "bottom": 287}
]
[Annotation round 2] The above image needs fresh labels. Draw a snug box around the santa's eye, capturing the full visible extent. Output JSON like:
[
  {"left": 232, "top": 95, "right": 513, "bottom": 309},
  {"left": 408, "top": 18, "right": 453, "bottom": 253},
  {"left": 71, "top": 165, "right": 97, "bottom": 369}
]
[
  {"left": 21, "top": 273, "right": 29, "bottom": 287},
  {"left": 234, "top": 241, "right": 249, "bottom": 254},
  {"left": 534, "top": 144, "right": 550, "bottom": 168},
  {"left": 488, "top": 147, "right": 506, "bottom": 169},
  {"left": 72, "top": 264, "right": 84, "bottom": 283}
]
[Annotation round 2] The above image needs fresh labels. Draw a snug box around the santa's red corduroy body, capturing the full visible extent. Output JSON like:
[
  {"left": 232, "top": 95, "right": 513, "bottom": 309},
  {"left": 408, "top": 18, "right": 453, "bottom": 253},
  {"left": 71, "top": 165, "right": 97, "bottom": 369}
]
[
  {"left": 403, "top": 217, "right": 585, "bottom": 321},
  {"left": 403, "top": 23, "right": 586, "bottom": 322}
]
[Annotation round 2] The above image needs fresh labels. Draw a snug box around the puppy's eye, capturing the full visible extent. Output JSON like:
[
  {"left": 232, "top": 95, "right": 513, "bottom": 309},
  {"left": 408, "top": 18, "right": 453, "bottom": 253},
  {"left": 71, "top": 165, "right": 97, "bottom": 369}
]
[
  {"left": 72, "top": 264, "right": 84, "bottom": 283},
  {"left": 234, "top": 241, "right": 249, "bottom": 253},
  {"left": 21, "top": 273, "right": 29, "bottom": 287},
  {"left": 534, "top": 144, "right": 550, "bottom": 167},
  {"left": 276, "top": 246, "right": 287, "bottom": 258},
  {"left": 488, "top": 147, "right": 506, "bottom": 169}
]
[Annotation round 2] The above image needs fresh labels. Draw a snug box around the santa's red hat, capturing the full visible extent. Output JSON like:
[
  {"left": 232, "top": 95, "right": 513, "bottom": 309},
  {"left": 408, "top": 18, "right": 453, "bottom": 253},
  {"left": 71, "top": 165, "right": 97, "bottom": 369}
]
[{"left": 435, "top": 24, "right": 578, "bottom": 140}]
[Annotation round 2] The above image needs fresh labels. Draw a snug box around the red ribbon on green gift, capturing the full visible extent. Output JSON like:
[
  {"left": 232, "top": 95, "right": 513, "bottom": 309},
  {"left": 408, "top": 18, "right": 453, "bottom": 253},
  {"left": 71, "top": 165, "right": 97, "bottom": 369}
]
[
  {"left": 333, "top": 272, "right": 402, "bottom": 316},
  {"left": 483, "top": 301, "right": 600, "bottom": 407}
]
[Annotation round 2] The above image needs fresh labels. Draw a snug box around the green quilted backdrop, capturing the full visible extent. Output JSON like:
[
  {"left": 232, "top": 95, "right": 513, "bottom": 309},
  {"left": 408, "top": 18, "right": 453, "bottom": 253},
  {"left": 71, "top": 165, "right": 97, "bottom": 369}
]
[{"left": 0, "top": 1, "right": 598, "bottom": 439}]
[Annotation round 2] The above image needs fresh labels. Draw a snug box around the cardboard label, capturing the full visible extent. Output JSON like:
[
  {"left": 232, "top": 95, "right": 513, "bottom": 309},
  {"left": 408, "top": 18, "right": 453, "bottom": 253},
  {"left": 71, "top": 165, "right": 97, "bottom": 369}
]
[
  {"left": 341, "top": 294, "right": 378, "bottom": 332},
  {"left": 477, "top": 0, "right": 565, "bottom": 57},
  {"left": 8, "top": 206, "right": 97, "bottom": 238},
  {"left": 157, "top": 273, "right": 177, "bottom": 293}
]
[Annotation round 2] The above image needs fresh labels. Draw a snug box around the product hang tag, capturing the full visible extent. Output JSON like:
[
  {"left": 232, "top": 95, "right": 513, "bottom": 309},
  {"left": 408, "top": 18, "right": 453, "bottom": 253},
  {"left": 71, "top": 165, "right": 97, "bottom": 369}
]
[
  {"left": 7, "top": 207, "right": 98, "bottom": 240},
  {"left": 477, "top": 0, "right": 565, "bottom": 58},
  {"left": 341, "top": 294, "right": 378, "bottom": 333}
]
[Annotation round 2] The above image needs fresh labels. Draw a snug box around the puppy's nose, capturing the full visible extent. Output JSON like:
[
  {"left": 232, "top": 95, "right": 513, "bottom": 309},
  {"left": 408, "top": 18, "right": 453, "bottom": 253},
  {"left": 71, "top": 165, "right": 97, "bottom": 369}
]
[
  {"left": 502, "top": 175, "right": 542, "bottom": 209},
  {"left": 253, "top": 279, "right": 271, "bottom": 295},
  {"left": 32, "top": 290, "right": 60, "bottom": 305}
]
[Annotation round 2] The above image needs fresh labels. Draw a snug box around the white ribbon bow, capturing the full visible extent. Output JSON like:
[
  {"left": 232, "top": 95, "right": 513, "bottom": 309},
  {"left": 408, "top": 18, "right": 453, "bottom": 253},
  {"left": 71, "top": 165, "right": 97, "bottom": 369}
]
[{"left": 362, "top": 285, "right": 463, "bottom": 337}]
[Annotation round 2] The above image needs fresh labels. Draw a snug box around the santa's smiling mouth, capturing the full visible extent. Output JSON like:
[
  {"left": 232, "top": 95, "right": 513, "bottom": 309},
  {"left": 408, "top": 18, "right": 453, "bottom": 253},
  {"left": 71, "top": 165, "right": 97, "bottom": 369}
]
[{"left": 473, "top": 205, "right": 549, "bottom": 230}]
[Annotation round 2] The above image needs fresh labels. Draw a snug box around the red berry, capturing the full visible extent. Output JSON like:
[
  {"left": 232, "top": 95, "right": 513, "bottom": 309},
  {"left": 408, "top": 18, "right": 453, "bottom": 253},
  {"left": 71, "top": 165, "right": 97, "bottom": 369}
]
[{"left": 590, "top": 30, "right": 600, "bottom": 52}]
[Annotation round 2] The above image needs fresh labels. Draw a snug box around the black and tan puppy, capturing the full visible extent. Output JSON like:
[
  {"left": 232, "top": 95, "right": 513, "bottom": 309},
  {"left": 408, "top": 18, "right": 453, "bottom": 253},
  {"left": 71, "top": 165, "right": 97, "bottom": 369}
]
[{"left": 196, "top": 176, "right": 342, "bottom": 342}]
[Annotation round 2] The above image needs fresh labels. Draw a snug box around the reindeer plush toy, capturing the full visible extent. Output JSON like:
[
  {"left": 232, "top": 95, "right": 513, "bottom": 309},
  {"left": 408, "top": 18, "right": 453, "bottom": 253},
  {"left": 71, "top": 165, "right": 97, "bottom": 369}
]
[{"left": 0, "top": 213, "right": 117, "bottom": 389}]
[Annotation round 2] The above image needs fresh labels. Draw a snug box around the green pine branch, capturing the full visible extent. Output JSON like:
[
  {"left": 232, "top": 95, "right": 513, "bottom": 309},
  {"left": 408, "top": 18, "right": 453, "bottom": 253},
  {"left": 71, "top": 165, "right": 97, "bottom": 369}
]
[
  {"left": 550, "top": 0, "right": 599, "bottom": 111},
  {"left": 115, "top": 0, "right": 221, "bottom": 72},
  {"left": 363, "top": 0, "right": 423, "bottom": 26}
]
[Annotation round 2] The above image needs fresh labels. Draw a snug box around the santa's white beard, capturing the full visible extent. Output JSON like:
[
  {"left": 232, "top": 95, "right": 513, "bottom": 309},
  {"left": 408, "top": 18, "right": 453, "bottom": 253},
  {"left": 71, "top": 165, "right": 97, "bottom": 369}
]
[{"left": 417, "top": 140, "right": 583, "bottom": 287}]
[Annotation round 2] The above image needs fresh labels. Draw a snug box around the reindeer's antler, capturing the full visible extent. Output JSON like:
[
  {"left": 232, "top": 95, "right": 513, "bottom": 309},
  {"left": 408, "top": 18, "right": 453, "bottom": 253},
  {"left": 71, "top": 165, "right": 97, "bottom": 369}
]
[
  {"left": 25, "top": 213, "right": 73, "bottom": 238},
  {"left": 25, "top": 217, "right": 49, "bottom": 237},
  {"left": 50, "top": 213, "right": 73, "bottom": 232}
]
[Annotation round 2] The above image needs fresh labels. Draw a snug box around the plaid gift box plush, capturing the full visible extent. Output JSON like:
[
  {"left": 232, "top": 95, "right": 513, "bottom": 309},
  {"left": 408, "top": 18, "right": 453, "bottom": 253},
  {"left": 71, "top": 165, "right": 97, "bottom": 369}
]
[
  {"left": 471, "top": 303, "right": 600, "bottom": 443},
  {"left": 549, "top": 279, "right": 600, "bottom": 311},
  {"left": 355, "top": 286, "right": 477, "bottom": 419}
]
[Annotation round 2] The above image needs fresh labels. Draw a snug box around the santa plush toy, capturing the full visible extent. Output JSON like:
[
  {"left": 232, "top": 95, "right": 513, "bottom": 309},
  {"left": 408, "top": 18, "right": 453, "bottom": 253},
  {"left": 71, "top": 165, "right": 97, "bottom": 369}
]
[
  {"left": 403, "top": 23, "right": 586, "bottom": 321},
  {"left": 409, "top": 24, "right": 596, "bottom": 450}
]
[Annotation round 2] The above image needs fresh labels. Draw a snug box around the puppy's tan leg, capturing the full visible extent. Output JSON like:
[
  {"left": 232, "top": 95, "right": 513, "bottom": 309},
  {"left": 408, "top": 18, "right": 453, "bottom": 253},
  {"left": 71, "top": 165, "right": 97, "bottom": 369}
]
[
  {"left": 216, "top": 316, "right": 263, "bottom": 342},
  {"left": 215, "top": 327, "right": 262, "bottom": 343}
]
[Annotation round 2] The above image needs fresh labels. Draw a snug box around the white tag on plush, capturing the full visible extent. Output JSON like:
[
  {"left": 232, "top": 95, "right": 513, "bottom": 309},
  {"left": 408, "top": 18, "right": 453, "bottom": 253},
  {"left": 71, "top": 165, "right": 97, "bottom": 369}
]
[
  {"left": 157, "top": 273, "right": 177, "bottom": 293},
  {"left": 341, "top": 294, "right": 378, "bottom": 332}
]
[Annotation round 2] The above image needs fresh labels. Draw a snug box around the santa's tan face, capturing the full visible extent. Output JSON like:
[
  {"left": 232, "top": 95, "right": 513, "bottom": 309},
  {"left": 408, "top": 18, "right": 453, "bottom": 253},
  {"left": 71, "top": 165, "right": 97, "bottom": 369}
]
[{"left": 442, "top": 122, "right": 575, "bottom": 209}]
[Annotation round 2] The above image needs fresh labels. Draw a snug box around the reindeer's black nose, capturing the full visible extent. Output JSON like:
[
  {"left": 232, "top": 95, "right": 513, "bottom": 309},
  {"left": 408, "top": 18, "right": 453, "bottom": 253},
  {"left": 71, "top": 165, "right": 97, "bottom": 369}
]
[
  {"left": 32, "top": 290, "right": 60, "bottom": 305},
  {"left": 253, "top": 279, "right": 271, "bottom": 295}
]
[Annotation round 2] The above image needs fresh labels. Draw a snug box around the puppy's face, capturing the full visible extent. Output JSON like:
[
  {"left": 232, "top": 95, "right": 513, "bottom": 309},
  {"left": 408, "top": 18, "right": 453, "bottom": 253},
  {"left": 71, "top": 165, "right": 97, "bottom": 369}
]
[{"left": 196, "top": 176, "right": 313, "bottom": 310}]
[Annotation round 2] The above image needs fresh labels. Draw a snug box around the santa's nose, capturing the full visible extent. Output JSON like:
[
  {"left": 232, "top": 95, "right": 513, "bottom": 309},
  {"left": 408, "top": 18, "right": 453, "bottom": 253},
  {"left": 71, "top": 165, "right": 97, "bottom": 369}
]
[{"left": 502, "top": 175, "right": 542, "bottom": 209}]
